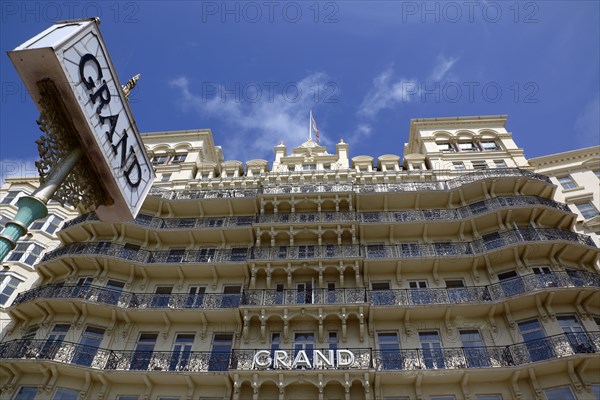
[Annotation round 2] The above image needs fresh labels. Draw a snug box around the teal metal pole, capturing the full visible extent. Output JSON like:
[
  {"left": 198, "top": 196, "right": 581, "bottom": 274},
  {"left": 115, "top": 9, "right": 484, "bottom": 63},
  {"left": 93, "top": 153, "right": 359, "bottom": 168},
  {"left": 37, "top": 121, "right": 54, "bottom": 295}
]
[{"left": 0, "top": 147, "right": 83, "bottom": 263}]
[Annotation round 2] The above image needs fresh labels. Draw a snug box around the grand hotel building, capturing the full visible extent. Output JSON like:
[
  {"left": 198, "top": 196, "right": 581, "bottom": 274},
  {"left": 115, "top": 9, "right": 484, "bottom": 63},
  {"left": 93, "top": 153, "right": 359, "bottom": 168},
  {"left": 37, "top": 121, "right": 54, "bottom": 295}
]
[{"left": 0, "top": 115, "right": 599, "bottom": 400}]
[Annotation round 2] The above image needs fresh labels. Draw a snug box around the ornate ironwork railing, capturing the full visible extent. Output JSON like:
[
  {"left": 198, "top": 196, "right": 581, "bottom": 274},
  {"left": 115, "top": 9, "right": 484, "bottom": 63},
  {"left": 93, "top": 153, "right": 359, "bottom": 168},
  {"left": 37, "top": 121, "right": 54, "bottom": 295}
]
[
  {"left": 368, "top": 270, "right": 600, "bottom": 306},
  {"left": 2, "top": 332, "right": 597, "bottom": 372},
  {"left": 371, "top": 331, "right": 600, "bottom": 371},
  {"left": 142, "top": 169, "right": 550, "bottom": 199},
  {"left": 63, "top": 195, "right": 570, "bottom": 230},
  {"left": 242, "top": 288, "right": 368, "bottom": 306},
  {"left": 13, "top": 270, "right": 597, "bottom": 309},
  {"left": 12, "top": 285, "right": 242, "bottom": 309},
  {"left": 42, "top": 227, "right": 596, "bottom": 264}
]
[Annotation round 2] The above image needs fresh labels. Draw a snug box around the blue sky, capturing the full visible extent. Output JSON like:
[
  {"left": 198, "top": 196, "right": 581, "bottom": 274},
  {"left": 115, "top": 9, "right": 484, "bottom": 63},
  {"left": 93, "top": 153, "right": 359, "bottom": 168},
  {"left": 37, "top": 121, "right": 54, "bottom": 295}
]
[{"left": 1, "top": 1, "right": 599, "bottom": 181}]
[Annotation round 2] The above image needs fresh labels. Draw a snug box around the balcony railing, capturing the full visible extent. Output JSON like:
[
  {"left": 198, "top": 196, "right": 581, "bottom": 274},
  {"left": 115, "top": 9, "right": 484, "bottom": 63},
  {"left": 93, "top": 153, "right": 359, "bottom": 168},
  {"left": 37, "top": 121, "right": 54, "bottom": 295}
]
[
  {"left": 42, "top": 243, "right": 249, "bottom": 264},
  {"left": 13, "top": 270, "right": 597, "bottom": 309},
  {"left": 242, "top": 288, "right": 368, "bottom": 306},
  {"left": 64, "top": 195, "right": 570, "bottom": 230},
  {"left": 143, "top": 169, "right": 550, "bottom": 199},
  {"left": 42, "top": 227, "right": 596, "bottom": 264},
  {"left": 2, "top": 332, "right": 597, "bottom": 372},
  {"left": 369, "top": 270, "right": 600, "bottom": 306},
  {"left": 372, "top": 331, "right": 600, "bottom": 371},
  {"left": 12, "top": 285, "right": 242, "bottom": 309}
]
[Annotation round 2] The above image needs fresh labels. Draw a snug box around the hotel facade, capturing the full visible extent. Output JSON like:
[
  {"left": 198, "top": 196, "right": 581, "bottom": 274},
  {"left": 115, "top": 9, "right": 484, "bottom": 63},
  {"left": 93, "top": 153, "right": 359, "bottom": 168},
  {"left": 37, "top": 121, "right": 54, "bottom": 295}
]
[{"left": 0, "top": 115, "right": 599, "bottom": 400}]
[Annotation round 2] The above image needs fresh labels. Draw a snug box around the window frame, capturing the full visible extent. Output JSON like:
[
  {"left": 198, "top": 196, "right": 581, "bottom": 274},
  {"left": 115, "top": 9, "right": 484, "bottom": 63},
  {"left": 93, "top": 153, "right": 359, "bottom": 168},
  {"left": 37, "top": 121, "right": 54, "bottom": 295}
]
[
  {"left": 575, "top": 201, "right": 599, "bottom": 219},
  {"left": 557, "top": 175, "right": 577, "bottom": 190},
  {"left": 7, "top": 241, "right": 45, "bottom": 265}
]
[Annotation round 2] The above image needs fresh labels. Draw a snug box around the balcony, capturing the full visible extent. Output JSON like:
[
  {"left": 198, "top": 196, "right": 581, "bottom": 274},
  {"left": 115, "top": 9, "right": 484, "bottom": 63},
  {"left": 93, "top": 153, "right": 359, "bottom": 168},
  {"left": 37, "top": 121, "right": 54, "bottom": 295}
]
[
  {"left": 41, "top": 243, "right": 249, "bottom": 264},
  {"left": 148, "top": 187, "right": 260, "bottom": 200},
  {"left": 249, "top": 245, "right": 361, "bottom": 261},
  {"left": 3, "top": 332, "right": 595, "bottom": 373},
  {"left": 42, "top": 228, "right": 596, "bottom": 265},
  {"left": 372, "top": 331, "right": 600, "bottom": 371},
  {"left": 368, "top": 270, "right": 599, "bottom": 306},
  {"left": 63, "top": 212, "right": 255, "bottom": 230},
  {"left": 12, "top": 284, "right": 242, "bottom": 309},
  {"left": 242, "top": 288, "right": 367, "bottom": 306},
  {"left": 140, "top": 169, "right": 550, "bottom": 200},
  {"left": 14, "top": 270, "right": 597, "bottom": 310},
  {"left": 63, "top": 195, "right": 570, "bottom": 231}
]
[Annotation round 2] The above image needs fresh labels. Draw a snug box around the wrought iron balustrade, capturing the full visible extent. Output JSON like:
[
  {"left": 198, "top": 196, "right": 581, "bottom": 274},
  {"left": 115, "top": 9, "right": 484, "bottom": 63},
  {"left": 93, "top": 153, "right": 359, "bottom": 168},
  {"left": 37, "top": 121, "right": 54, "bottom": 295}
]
[
  {"left": 64, "top": 194, "right": 570, "bottom": 231},
  {"left": 242, "top": 288, "right": 367, "bottom": 306},
  {"left": 249, "top": 244, "right": 361, "bottom": 261},
  {"left": 148, "top": 187, "right": 260, "bottom": 200},
  {"left": 3, "top": 332, "right": 596, "bottom": 372},
  {"left": 372, "top": 331, "right": 599, "bottom": 371},
  {"left": 42, "top": 243, "right": 249, "bottom": 264},
  {"left": 0, "top": 340, "right": 224, "bottom": 372},
  {"left": 11, "top": 284, "right": 243, "bottom": 309},
  {"left": 368, "top": 270, "right": 599, "bottom": 306}
]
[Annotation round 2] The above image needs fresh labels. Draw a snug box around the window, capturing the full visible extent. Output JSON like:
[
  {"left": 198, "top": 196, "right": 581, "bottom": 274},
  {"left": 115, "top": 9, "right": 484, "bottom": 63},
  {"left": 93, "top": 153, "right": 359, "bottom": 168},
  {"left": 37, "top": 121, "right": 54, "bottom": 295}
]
[
  {"left": 13, "top": 386, "right": 37, "bottom": 400},
  {"left": 73, "top": 326, "right": 105, "bottom": 366},
  {"left": 377, "top": 332, "right": 401, "bottom": 370},
  {"left": 170, "top": 154, "right": 187, "bottom": 164},
  {"left": 480, "top": 140, "right": 499, "bottom": 150},
  {"left": 595, "top": 170, "right": 600, "bottom": 179},
  {"left": 169, "top": 333, "right": 195, "bottom": 371},
  {"left": 458, "top": 142, "right": 476, "bottom": 151},
  {"left": 52, "top": 387, "right": 79, "bottom": 400},
  {"left": 518, "top": 319, "right": 548, "bottom": 362},
  {"left": 591, "top": 384, "right": 600, "bottom": 400},
  {"left": 0, "top": 190, "right": 20, "bottom": 205},
  {"left": 494, "top": 160, "right": 507, "bottom": 168},
  {"left": 323, "top": 163, "right": 331, "bottom": 170},
  {"left": 453, "top": 161, "right": 465, "bottom": 170},
  {"left": 557, "top": 175, "right": 577, "bottom": 189},
  {"left": 117, "top": 397, "right": 139, "bottom": 400},
  {"left": 30, "top": 214, "right": 64, "bottom": 234},
  {"left": 152, "top": 155, "right": 168, "bottom": 165},
  {"left": 575, "top": 202, "right": 599, "bottom": 219},
  {"left": 475, "top": 396, "right": 502, "bottom": 400},
  {"left": 471, "top": 161, "right": 488, "bottom": 170},
  {"left": 543, "top": 386, "right": 576, "bottom": 400},
  {"left": 160, "top": 173, "right": 172, "bottom": 182},
  {"left": 0, "top": 273, "right": 23, "bottom": 306},
  {"left": 419, "top": 331, "right": 444, "bottom": 368},
  {"left": 431, "top": 397, "right": 456, "bottom": 400},
  {"left": 22, "top": 325, "right": 38, "bottom": 340},
  {"left": 437, "top": 142, "right": 453, "bottom": 152},
  {"left": 303, "top": 164, "right": 316, "bottom": 171},
  {"left": 460, "top": 329, "right": 489, "bottom": 367},
  {"left": 7, "top": 241, "right": 44, "bottom": 265},
  {"left": 131, "top": 333, "right": 158, "bottom": 370}
]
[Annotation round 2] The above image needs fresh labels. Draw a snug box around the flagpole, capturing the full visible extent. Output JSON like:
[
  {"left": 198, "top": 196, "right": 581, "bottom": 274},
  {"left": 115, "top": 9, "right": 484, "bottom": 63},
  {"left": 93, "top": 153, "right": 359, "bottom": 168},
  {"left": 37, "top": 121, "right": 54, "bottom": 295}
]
[{"left": 309, "top": 110, "right": 312, "bottom": 140}]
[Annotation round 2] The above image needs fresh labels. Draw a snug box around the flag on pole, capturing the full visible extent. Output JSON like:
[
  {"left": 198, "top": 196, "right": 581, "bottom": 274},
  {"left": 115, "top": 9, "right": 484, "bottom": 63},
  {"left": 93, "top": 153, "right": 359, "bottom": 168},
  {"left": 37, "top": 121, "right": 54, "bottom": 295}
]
[{"left": 311, "top": 111, "right": 320, "bottom": 142}]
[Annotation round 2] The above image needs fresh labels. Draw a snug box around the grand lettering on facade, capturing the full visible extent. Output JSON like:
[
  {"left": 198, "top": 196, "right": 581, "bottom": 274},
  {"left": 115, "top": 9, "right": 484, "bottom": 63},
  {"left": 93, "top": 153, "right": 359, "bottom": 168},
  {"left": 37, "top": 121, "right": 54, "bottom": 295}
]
[
  {"left": 252, "top": 349, "right": 355, "bottom": 369},
  {"left": 78, "top": 53, "right": 142, "bottom": 188}
]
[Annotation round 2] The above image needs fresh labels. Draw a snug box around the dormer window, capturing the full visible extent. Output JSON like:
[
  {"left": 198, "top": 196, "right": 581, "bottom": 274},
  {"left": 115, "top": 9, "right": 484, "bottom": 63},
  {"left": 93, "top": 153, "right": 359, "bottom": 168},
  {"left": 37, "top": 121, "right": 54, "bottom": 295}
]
[
  {"left": 458, "top": 142, "right": 476, "bottom": 152},
  {"left": 288, "top": 165, "right": 295, "bottom": 172},
  {"left": 481, "top": 141, "right": 499, "bottom": 151},
  {"left": 171, "top": 154, "right": 187, "bottom": 164},
  {"left": 152, "top": 155, "right": 168, "bottom": 165},
  {"left": 303, "top": 164, "right": 316, "bottom": 171},
  {"left": 437, "top": 142, "right": 453, "bottom": 152}
]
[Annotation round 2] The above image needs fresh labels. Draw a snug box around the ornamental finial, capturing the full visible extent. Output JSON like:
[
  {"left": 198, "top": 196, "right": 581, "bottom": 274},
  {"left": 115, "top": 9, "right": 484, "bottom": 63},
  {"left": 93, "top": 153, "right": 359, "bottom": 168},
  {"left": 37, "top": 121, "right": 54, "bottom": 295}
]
[{"left": 122, "top": 73, "right": 141, "bottom": 99}]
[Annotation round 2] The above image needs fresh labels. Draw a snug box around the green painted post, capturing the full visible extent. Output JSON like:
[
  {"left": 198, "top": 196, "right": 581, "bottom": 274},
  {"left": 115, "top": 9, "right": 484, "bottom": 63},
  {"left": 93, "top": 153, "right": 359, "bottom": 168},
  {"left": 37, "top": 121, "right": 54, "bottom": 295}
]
[{"left": 0, "top": 147, "right": 82, "bottom": 263}]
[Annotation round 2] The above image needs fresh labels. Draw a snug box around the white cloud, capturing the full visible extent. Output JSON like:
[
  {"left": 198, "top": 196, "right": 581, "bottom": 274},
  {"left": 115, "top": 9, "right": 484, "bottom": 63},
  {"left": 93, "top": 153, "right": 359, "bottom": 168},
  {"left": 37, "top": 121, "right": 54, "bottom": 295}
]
[
  {"left": 574, "top": 94, "right": 600, "bottom": 148},
  {"left": 0, "top": 158, "right": 38, "bottom": 186},
  {"left": 357, "top": 67, "right": 419, "bottom": 117},
  {"left": 346, "top": 123, "right": 373, "bottom": 146},
  {"left": 430, "top": 55, "right": 459, "bottom": 81},
  {"left": 357, "top": 54, "right": 459, "bottom": 119},
  {"left": 169, "top": 73, "right": 334, "bottom": 161}
]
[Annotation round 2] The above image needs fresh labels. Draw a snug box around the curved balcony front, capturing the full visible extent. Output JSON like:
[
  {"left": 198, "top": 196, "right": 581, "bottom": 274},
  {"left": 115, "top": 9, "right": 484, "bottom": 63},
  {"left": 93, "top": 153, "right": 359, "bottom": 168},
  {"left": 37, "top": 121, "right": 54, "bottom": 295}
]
[{"left": 2, "top": 332, "right": 597, "bottom": 375}]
